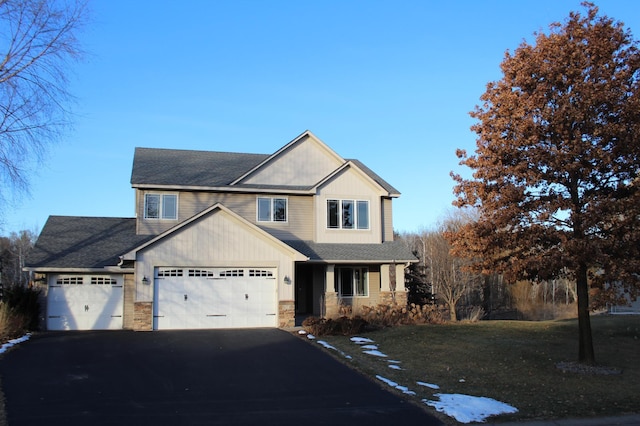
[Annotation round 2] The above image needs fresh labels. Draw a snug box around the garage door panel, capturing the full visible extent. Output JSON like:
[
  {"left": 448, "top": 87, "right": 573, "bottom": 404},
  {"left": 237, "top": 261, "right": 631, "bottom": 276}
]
[
  {"left": 154, "top": 268, "right": 277, "bottom": 330},
  {"left": 47, "top": 275, "right": 123, "bottom": 331}
]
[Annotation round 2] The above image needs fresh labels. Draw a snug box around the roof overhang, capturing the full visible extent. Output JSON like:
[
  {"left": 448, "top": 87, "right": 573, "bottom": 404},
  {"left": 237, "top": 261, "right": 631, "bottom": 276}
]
[
  {"left": 24, "top": 266, "right": 133, "bottom": 274},
  {"left": 131, "top": 183, "right": 315, "bottom": 195}
]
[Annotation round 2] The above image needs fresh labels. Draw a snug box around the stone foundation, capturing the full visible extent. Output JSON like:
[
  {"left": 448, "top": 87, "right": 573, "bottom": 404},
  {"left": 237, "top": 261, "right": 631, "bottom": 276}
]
[
  {"left": 379, "top": 290, "right": 407, "bottom": 307},
  {"left": 324, "top": 292, "right": 340, "bottom": 319},
  {"left": 278, "top": 300, "right": 295, "bottom": 328},
  {"left": 133, "top": 302, "right": 153, "bottom": 331}
]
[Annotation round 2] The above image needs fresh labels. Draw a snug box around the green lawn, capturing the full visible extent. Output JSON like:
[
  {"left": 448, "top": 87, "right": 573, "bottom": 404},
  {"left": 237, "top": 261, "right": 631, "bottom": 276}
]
[{"left": 312, "top": 315, "right": 640, "bottom": 424}]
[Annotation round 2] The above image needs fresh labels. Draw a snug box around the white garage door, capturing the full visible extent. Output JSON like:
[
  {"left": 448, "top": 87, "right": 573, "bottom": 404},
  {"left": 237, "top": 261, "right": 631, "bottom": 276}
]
[
  {"left": 47, "top": 275, "right": 124, "bottom": 331},
  {"left": 153, "top": 267, "right": 277, "bottom": 330}
]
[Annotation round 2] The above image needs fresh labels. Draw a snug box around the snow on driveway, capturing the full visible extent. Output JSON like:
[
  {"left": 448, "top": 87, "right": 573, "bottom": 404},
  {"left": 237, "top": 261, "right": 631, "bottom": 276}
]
[
  {"left": 300, "top": 330, "right": 518, "bottom": 424},
  {"left": 0, "top": 334, "right": 31, "bottom": 354}
]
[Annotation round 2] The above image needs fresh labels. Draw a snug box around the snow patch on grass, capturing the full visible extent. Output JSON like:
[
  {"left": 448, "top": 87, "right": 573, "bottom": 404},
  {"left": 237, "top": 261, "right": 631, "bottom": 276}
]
[
  {"left": 417, "top": 381, "right": 440, "bottom": 390},
  {"left": 424, "top": 393, "right": 518, "bottom": 424}
]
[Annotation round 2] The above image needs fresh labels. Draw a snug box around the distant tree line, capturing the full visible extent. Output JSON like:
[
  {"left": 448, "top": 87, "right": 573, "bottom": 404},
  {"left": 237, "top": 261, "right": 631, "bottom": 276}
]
[
  {"left": 399, "top": 211, "right": 580, "bottom": 322},
  {"left": 0, "top": 230, "right": 37, "bottom": 296}
]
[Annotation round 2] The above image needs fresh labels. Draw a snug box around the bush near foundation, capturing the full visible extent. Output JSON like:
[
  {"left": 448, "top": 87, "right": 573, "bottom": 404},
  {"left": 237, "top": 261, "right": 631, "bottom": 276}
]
[
  {"left": 303, "top": 303, "right": 447, "bottom": 336},
  {"left": 361, "top": 303, "right": 446, "bottom": 328},
  {"left": 302, "top": 316, "right": 367, "bottom": 336}
]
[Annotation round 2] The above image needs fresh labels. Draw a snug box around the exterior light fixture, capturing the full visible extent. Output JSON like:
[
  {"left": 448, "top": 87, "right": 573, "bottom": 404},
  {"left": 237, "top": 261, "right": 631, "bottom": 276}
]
[
  {"left": 283, "top": 275, "right": 291, "bottom": 285},
  {"left": 142, "top": 276, "right": 150, "bottom": 285}
]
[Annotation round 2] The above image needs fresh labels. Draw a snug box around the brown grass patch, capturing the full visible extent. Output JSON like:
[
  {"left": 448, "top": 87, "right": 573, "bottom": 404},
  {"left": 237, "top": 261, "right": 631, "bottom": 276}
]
[{"left": 314, "top": 315, "right": 640, "bottom": 423}]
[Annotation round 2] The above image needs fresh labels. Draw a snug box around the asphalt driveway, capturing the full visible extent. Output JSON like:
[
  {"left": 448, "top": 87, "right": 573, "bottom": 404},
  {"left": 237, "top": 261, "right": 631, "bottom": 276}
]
[{"left": 0, "top": 329, "right": 442, "bottom": 425}]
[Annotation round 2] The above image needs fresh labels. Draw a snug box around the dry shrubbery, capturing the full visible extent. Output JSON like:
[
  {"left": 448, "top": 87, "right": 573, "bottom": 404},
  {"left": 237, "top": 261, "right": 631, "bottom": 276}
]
[
  {"left": 516, "top": 301, "right": 578, "bottom": 321},
  {"left": 301, "top": 316, "right": 367, "bottom": 336},
  {"left": 302, "top": 302, "right": 446, "bottom": 336},
  {"left": 0, "top": 284, "right": 41, "bottom": 342},
  {"left": 361, "top": 303, "right": 446, "bottom": 327},
  {"left": 0, "top": 303, "right": 29, "bottom": 342}
]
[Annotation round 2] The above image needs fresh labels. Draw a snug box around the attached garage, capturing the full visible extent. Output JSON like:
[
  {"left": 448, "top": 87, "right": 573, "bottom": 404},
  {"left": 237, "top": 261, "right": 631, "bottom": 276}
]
[
  {"left": 153, "top": 267, "right": 278, "bottom": 330},
  {"left": 47, "top": 274, "right": 124, "bottom": 331}
]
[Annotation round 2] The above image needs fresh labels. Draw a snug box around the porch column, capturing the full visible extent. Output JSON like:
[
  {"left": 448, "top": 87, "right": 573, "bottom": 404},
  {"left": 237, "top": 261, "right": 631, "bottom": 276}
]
[{"left": 380, "top": 263, "right": 408, "bottom": 306}]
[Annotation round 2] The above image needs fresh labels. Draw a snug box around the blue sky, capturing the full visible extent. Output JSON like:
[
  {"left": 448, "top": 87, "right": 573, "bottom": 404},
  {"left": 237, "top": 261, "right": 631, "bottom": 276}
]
[{"left": 2, "top": 0, "right": 639, "bottom": 235}]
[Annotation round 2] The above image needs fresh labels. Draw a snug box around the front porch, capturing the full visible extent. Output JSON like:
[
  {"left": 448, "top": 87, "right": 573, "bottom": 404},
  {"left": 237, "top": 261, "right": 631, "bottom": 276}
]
[{"left": 293, "top": 262, "right": 408, "bottom": 325}]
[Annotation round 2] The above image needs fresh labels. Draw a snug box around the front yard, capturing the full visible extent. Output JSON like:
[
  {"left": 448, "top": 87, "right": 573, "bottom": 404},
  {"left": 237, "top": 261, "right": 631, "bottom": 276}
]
[{"left": 308, "top": 315, "right": 640, "bottom": 424}]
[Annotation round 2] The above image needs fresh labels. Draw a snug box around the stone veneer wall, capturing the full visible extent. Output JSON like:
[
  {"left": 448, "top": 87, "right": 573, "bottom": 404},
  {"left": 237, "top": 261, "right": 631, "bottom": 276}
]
[
  {"left": 379, "top": 290, "right": 408, "bottom": 307},
  {"left": 123, "top": 274, "right": 135, "bottom": 330},
  {"left": 278, "top": 300, "right": 295, "bottom": 328},
  {"left": 133, "top": 302, "right": 153, "bottom": 331}
]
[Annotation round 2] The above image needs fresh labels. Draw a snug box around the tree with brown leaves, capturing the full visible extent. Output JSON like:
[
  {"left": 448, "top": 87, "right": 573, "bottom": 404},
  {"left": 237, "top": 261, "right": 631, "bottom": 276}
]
[{"left": 451, "top": 3, "right": 640, "bottom": 365}]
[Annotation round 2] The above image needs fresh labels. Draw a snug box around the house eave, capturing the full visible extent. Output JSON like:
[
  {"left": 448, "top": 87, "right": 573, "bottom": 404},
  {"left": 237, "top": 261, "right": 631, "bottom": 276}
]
[
  {"left": 24, "top": 266, "right": 133, "bottom": 274},
  {"left": 131, "top": 183, "right": 314, "bottom": 195}
]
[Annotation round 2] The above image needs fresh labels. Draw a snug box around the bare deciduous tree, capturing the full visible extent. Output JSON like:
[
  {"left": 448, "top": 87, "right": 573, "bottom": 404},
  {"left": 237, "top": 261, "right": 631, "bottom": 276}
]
[{"left": 0, "top": 0, "right": 87, "bottom": 211}]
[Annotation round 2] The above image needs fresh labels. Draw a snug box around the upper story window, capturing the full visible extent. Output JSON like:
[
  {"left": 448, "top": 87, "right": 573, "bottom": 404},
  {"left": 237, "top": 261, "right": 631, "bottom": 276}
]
[
  {"left": 327, "top": 199, "right": 369, "bottom": 230},
  {"left": 257, "top": 197, "right": 287, "bottom": 222},
  {"left": 145, "top": 193, "right": 178, "bottom": 220}
]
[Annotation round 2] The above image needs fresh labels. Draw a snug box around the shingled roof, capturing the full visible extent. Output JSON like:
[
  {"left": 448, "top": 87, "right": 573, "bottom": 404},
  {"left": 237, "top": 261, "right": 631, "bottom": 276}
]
[
  {"left": 283, "top": 240, "right": 416, "bottom": 263},
  {"left": 25, "top": 216, "right": 153, "bottom": 270},
  {"left": 130, "top": 147, "right": 400, "bottom": 195},
  {"left": 131, "top": 148, "right": 269, "bottom": 187}
]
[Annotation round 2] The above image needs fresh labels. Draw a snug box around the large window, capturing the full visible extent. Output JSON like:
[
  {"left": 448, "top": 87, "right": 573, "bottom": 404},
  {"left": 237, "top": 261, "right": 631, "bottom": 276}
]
[
  {"left": 257, "top": 197, "right": 287, "bottom": 222},
  {"left": 336, "top": 267, "right": 369, "bottom": 297},
  {"left": 327, "top": 199, "right": 369, "bottom": 229},
  {"left": 145, "top": 193, "right": 178, "bottom": 220}
]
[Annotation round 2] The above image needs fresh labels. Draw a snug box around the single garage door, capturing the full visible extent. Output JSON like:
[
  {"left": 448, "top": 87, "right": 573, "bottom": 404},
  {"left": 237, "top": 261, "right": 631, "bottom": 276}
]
[
  {"left": 47, "top": 275, "right": 124, "bottom": 331},
  {"left": 153, "top": 267, "right": 277, "bottom": 330}
]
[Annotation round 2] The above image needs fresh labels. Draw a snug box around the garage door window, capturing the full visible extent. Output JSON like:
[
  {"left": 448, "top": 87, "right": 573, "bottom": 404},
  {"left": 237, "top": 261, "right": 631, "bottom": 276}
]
[
  {"left": 56, "top": 277, "right": 83, "bottom": 285},
  {"left": 188, "top": 269, "right": 215, "bottom": 277},
  {"left": 249, "top": 269, "right": 274, "bottom": 277},
  {"left": 158, "top": 269, "right": 183, "bottom": 277},
  {"left": 91, "top": 277, "right": 118, "bottom": 285},
  {"left": 220, "top": 269, "right": 244, "bottom": 277}
]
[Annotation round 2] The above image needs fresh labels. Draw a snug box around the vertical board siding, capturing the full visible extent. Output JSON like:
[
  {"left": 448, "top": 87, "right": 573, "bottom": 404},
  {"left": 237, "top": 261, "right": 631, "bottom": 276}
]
[{"left": 135, "top": 208, "right": 297, "bottom": 303}]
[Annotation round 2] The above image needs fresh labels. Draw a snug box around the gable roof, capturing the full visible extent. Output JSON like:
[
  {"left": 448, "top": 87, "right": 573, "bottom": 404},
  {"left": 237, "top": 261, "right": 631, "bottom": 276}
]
[
  {"left": 130, "top": 131, "right": 400, "bottom": 196},
  {"left": 121, "top": 203, "right": 308, "bottom": 262},
  {"left": 230, "top": 130, "right": 345, "bottom": 185},
  {"left": 25, "top": 216, "right": 153, "bottom": 271}
]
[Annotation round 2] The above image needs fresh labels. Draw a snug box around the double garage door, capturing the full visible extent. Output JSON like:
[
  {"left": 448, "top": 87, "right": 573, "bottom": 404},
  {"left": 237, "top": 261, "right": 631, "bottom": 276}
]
[
  {"left": 47, "top": 275, "right": 123, "bottom": 331},
  {"left": 153, "top": 267, "right": 277, "bottom": 330}
]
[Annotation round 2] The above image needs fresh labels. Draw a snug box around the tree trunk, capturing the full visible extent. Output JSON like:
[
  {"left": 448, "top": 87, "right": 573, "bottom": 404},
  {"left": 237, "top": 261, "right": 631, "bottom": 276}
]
[
  {"left": 576, "top": 262, "right": 595, "bottom": 364},
  {"left": 448, "top": 301, "right": 458, "bottom": 321}
]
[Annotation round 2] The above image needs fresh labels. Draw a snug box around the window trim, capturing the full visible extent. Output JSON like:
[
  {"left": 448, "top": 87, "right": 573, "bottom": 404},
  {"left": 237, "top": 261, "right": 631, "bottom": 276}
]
[
  {"left": 336, "top": 266, "right": 369, "bottom": 298},
  {"left": 326, "top": 199, "right": 370, "bottom": 230},
  {"left": 256, "top": 196, "right": 288, "bottom": 223},
  {"left": 144, "top": 193, "right": 178, "bottom": 220}
]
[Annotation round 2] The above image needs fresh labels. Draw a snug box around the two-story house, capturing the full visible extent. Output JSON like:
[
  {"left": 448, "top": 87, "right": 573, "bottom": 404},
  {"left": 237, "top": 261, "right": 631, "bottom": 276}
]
[{"left": 25, "top": 131, "right": 416, "bottom": 331}]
